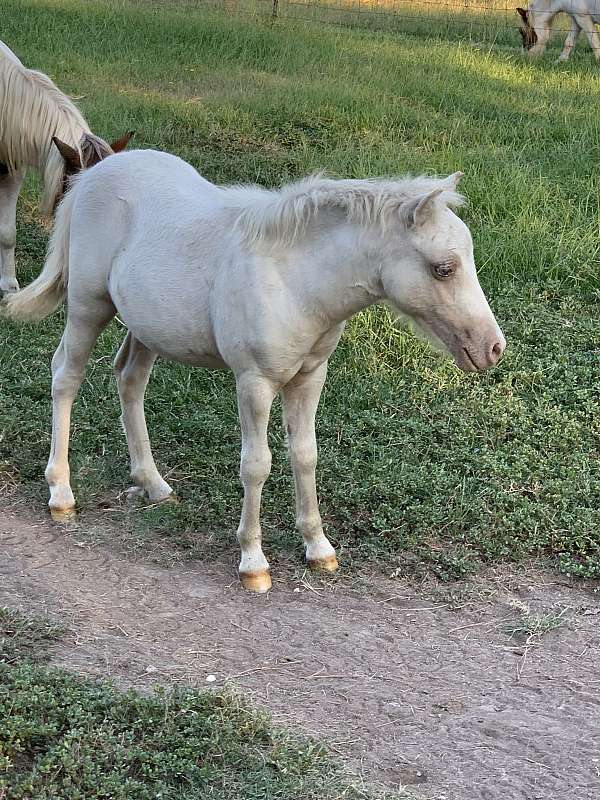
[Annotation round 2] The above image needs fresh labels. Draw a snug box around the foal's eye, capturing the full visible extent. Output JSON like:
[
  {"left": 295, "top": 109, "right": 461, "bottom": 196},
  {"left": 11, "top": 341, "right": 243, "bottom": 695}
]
[{"left": 431, "top": 258, "right": 458, "bottom": 280}]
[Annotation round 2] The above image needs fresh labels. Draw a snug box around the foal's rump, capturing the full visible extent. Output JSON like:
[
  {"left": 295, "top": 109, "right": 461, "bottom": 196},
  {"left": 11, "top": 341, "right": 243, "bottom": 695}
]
[
  {"left": 5, "top": 149, "right": 230, "bottom": 366},
  {"left": 81, "top": 150, "right": 226, "bottom": 363}
]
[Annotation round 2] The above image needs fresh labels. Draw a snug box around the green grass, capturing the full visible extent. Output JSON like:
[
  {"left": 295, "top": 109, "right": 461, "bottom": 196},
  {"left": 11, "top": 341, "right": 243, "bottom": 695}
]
[
  {"left": 1, "top": 0, "right": 599, "bottom": 579},
  {"left": 0, "top": 609, "right": 383, "bottom": 799},
  {"left": 501, "top": 606, "right": 570, "bottom": 641}
]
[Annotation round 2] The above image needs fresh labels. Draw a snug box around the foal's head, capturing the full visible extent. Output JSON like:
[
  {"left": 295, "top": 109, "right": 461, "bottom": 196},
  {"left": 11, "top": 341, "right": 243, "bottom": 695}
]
[
  {"left": 379, "top": 173, "right": 505, "bottom": 372},
  {"left": 50, "top": 130, "right": 134, "bottom": 211},
  {"left": 516, "top": 7, "right": 538, "bottom": 50}
]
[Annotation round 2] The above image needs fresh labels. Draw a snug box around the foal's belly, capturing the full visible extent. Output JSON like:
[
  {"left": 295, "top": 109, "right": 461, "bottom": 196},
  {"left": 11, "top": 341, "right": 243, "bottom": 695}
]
[{"left": 108, "top": 265, "right": 228, "bottom": 370}]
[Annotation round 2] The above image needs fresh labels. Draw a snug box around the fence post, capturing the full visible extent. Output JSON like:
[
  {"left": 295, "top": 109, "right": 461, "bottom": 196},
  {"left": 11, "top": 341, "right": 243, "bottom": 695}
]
[{"left": 272, "top": 0, "right": 279, "bottom": 19}]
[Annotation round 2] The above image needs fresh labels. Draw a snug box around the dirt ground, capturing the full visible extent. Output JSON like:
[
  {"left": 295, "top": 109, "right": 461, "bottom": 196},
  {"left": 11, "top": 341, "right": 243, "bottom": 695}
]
[{"left": 1, "top": 505, "right": 599, "bottom": 800}]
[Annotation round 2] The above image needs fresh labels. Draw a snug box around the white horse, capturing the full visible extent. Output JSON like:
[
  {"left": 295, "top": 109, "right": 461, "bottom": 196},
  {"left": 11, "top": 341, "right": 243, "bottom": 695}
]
[
  {"left": 4, "top": 150, "right": 506, "bottom": 592},
  {"left": 0, "top": 39, "right": 133, "bottom": 293},
  {"left": 517, "top": 1, "right": 600, "bottom": 60}
]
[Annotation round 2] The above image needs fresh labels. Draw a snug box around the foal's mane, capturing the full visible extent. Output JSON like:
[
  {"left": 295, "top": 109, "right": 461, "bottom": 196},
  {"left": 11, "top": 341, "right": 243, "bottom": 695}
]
[
  {"left": 225, "top": 174, "right": 465, "bottom": 247},
  {"left": 0, "top": 41, "right": 90, "bottom": 214}
]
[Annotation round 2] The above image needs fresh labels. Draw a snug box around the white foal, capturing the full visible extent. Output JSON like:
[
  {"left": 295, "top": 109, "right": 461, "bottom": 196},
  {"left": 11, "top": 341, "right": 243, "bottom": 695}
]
[
  {"left": 4, "top": 150, "right": 506, "bottom": 592},
  {"left": 517, "top": 0, "right": 600, "bottom": 60}
]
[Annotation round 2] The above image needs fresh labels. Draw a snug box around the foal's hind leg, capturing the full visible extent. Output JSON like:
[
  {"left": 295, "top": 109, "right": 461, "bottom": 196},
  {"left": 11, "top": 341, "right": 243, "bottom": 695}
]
[
  {"left": 114, "top": 332, "right": 174, "bottom": 503},
  {"left": 0, "top": 167, "right": 25, "bottom": 294},
  {"left": 281, "top": 363, "right": 338, "bottom": 572},
  {"left": 46, "top": 303, "right": 115, "bottom": 520}
]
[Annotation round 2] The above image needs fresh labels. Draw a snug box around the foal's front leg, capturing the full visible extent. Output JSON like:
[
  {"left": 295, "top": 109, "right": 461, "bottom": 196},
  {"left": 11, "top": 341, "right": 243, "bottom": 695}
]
[
  {"left": 281, "top": 363, "right": 338, "bottom": 572},
  {"left": 527, "top": 13, "right": 552, "bottom": 57},
  {"left": 236, "top": 374, "right": 277, "bottom": 593},
  {"left": 558, "top": 18, "right": 581, "bottom": 61},
  {"left": 0, "top": 167, "right": 25, "bottom": 294}
]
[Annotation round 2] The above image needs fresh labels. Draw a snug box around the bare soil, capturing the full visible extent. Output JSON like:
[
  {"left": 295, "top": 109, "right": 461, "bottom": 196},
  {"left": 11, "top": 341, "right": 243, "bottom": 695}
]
[{"left": 1, "top": 506, "right": 599, "bottom": 800}]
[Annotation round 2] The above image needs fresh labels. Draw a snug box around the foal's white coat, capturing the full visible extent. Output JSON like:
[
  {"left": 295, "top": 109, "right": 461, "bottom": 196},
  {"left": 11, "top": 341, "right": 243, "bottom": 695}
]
[
  {"left": 5, "top": 150, "right": 506, "bottom": 592},
  {"left": 0, "top": 39, "right": 109, "bottom": 293},
  {"left": 518, "top": 0, "right": 600, "bottom": 60}
]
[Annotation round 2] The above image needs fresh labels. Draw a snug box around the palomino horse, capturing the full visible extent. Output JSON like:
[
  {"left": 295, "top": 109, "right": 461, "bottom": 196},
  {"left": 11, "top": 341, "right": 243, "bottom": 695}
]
[
  {"left": 0, "top": 39, "right": 133, "bottom": 293},
  {"left": 4, "top": 150, "right": 506, "bottom": 592},
  {"left": 517, "top": 1, "right": 600, "bottom": 60}
]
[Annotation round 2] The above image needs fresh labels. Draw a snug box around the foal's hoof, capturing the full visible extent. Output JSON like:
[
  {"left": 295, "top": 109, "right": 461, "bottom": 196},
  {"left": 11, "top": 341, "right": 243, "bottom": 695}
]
[
  {"left": 308, "top": 554, "right": 339, "bottom": 572},
  {"left": 0, "top": 279, "right": 20, "bottom": 294},
  {"left": 160, "top": 492, "right": 179, "bottom": 506},
  {"left": 50, "top": 506, "right": 76, "bottom": 522},
  {"left": 125, "top": 486, "right": 178, "bottom": 506},
  {"left": 239, "top": 569, "right": 272, "bottom": 593}
]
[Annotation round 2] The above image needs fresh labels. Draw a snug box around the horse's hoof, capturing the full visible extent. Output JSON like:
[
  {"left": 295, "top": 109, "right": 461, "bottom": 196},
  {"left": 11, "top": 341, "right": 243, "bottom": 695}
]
[
  {"left": 161, "top": 492, "right": 179, "bottom": 505},
  {"left": 50, "top": 506, "right": 76, "bottom": 522},
  {"left": 239, "top": 570, "right": 272, "bottom": 593},
  {"left": 125, "top": 487, "right": 178, "bottom": 506},
  {"left": 125, "top": 486, "right": 145, "bottom": 503},
  {"left": 307, "top": 554, "right": 339, "bottom": 572}
]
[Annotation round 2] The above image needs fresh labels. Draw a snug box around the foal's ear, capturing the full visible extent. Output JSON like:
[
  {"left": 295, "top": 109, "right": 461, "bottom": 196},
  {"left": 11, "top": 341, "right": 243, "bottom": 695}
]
[
  {"left": 52, "top": 137, "right": 82, "bottom": 172},
  {"left": 109, "top": 130, "right": 135, "bottom": 153},
  {"left": 516, "top": 7, "right": 529, "bottom": 22},
  {"left": 401, "top": 187, "right": 445, "bottom": 228}
]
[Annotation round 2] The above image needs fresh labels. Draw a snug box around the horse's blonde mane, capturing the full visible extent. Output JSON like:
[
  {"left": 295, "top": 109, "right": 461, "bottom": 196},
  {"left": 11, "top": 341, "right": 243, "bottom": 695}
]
[
  {"left": 225, "top": 174, "right": 465, "bottom": 248},
  {"left": 0, "top": 42, "right": 90, "bottom": 214}
]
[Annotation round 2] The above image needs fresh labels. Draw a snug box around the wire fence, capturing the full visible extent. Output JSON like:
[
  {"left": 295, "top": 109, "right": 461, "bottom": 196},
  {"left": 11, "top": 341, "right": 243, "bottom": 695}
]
[{"left": 173, "top": 0, "right": 593, "bottom": 50}]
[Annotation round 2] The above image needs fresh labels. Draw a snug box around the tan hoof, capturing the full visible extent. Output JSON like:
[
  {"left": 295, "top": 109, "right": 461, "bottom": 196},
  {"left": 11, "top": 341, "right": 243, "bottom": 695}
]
[
  {"left": 308, "top": 554, "right": 339, "bottom": 572},
  {"left": 161, "top": 493, "right": 179, "bottom": 505},
  {"left": 50, "top": 506, "right": 76, "bottom": 522},
  {"left": 239, "top": 570, "right": 272, "bottom": 593}
]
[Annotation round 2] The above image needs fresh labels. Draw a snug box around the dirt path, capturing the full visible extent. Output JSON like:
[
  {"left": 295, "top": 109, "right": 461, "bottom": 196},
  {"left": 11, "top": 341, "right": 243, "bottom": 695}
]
[{"left": 1, "top": 508, "right": 599, "bottom": 800}]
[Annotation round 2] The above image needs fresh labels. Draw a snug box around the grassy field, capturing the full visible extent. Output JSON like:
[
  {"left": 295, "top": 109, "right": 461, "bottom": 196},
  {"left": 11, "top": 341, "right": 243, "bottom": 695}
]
[
  {"left": 1, "top": 0, "right": 599, "bottom": 580},
  {"left": 0, "top": 608, "right": 384, "bottom": 799}
]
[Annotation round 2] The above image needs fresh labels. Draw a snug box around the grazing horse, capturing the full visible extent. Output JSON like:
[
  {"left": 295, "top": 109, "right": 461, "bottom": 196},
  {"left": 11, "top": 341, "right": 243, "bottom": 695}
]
[
  {"left": 517, "top": 1, "right": 600, "bottom": 60},
  {"left": 0, "top": 39, "right": 133, "bottom": 293},
  {"left": 4, "top": 150, "right": 506, "bottom": 592}
]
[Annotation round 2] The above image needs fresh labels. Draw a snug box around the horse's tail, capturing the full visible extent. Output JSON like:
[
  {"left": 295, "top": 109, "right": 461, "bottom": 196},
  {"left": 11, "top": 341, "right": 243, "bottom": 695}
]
[{"left": 3, "top": 181, "right": 78, "bottom": 322}]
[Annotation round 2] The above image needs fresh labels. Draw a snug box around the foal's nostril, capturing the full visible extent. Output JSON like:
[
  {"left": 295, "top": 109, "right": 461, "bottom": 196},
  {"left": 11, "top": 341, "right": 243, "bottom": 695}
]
[{"left": 490, "top": 340, "right": 505, "bottom": 364}]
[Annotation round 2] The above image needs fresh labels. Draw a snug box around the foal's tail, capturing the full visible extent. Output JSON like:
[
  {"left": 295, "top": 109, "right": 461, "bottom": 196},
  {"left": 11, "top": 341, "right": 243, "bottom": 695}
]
[{"left": 3, "top": 182, "right": 77, "bottom": 322}]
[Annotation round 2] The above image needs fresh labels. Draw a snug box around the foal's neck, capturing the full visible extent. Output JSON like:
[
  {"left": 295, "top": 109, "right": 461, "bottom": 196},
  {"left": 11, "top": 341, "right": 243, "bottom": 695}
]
[{"left": 290, "top": 222, "right": 385, "bottom": 326}]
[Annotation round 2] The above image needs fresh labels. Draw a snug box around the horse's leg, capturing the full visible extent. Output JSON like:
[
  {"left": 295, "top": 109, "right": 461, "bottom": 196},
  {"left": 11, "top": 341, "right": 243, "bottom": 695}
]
[
  {"left": 528, "top": 13, "right": 553, "bottom": 57},
  {"left": 281, "top": 363, "right": 338, "bottom": 572},
  {"left": 114, "top": 332, "right": 174, "bottom": 503},
  {"left": 558, "top": 17, "right": 581, "bottom": 61},
  {"left": 574, "top": 14, "right": 600, "bottom": 59},
  {"left": 0, "top": 167, "right": 25, "bottom": 293},
  {"left": 235, "top": 374, "right": 277, "bottom": 593},
  {"left": 46, "top": 303, "right": 114, "bottom": 520}
]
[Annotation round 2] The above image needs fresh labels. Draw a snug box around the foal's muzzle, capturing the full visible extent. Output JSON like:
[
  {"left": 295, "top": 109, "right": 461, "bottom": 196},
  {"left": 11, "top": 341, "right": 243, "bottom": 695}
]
[{"left": 455, "top": 330, "right": 506, "bottom": 372}]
